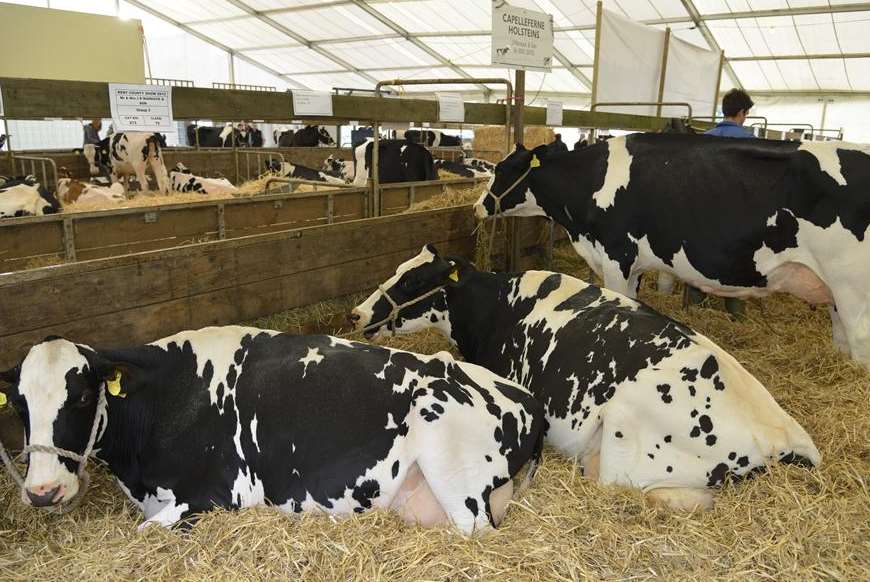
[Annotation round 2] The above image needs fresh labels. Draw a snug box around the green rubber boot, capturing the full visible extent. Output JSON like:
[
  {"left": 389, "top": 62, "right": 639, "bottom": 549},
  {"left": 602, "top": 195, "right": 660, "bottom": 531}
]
[
  {"left": 686, "top": 286, "right": 707, "bottom": 306},
  {"left": 725, "top": 298, "right": 746, "bottom": 319}
]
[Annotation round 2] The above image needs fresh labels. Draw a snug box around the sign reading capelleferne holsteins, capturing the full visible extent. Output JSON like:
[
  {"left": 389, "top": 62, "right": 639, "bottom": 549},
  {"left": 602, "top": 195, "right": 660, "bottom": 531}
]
[
  {"left": 491, "top": 0, "right": 554, "bottom": 71},
  {"left": 109, "top": 83, "right": 174, "bottom": 133}
]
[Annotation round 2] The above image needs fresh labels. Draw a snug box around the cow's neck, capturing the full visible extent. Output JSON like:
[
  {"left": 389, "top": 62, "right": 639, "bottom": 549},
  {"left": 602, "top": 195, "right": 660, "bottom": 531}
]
[
  {"left": 443, "top": 271, "right": 516, "bottom": 371},
  {"left": 93, "top": 346, "right": 170, "bottom": 487}
]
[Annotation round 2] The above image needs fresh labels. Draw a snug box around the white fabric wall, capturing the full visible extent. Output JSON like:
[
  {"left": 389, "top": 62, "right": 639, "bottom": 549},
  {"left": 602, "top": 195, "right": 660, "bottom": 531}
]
[
  {"left": 595, "top": 9, "right": 665, "bottom": 116},
  {"left": 662, "top": 37, "right": 721, "bottom": 119}
]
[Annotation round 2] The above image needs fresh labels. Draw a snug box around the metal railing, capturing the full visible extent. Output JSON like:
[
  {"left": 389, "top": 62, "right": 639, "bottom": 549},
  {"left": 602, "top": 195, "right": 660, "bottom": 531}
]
[
  {"left": 212, "top": 82, "right": 276, "bottom": 92},
  {"left": 592, "top": 101, "right": 694, "bottom": 119},
  {"left": 10, "top": 154, "right": 59, "bottom": 193},
  {"left": 146, "top": 78, "right": 194, "bottom": 87},
  {"left": 691, "top": 115, "right": 769, "bottom": 135},
  {"left": 241, "top": 151, "right": 286, "bottom": 183}
]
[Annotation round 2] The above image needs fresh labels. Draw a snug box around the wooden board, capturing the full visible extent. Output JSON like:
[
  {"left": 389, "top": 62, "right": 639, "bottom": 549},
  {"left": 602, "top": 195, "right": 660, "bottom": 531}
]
[
  {"left": 0, "top": 206, "right": 482, "bottom": 369},
  {"left": 0, "top": 77, "right": 681, "bottom": 131}
]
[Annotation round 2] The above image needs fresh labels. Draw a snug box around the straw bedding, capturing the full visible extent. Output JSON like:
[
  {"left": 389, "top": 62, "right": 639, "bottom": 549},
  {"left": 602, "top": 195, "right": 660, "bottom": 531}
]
[{"left": 1, "top": 243, "right": 868, "bottom": 580}]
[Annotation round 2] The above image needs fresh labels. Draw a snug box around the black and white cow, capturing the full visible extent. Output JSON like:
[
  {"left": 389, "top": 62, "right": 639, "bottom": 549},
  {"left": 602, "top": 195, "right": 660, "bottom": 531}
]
[
  {"left": 434, "top": 158, "right": 494, "bottom": 179},
  {"left": 274, "top": 127, "right": 294, "bottom": 147},
  {"left": 403, "top": 129, "right": 462, "bottom": 147},
  {"left": 168, "top": 163, "right": 237, "bottom": 195},
  {"left": 107, "top": 132, "right": 170, "bottom": 194},
  {"left": 187, "top": 124, "right": 244, "bottom": 148},
  {"left": 465, "top": 158, "right": 496, "bottom": 175},
  {"left": 351, "top": 246, "right": 821, "bottom": 510},
  {"left": 321, "top": 155, "right": 354, "bottom": 183},
  {"left": 352, "top": 139, "right": 437, "bottom": 186},
  {"left": 474, "top": 136, "right": 870, "bottom": 369},
  {"left": 0, "top": 327, "right": 544, "bottom": 533},
  {"left": 265, "top": 160, "right": 347, "bottom": 186},
  {"left": 0, "top": 176, "right": 61, "bottom": 218},
  {"left": 290, "top": 125, "right": 336, "bottom": 147}
]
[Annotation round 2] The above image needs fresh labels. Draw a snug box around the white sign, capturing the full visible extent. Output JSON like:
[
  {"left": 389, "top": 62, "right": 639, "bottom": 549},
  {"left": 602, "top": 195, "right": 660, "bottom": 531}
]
[
  {"left": 491, "top": 0, "right": 554, "bottom": 71},
  {"left": 436, "top": 93, "right": 465, "bottom": 123},
  {"left": 108, "top": 83, "right": 173, "bottom": 132},
  {"left": 546, "top": 101, "right": 563, "bottom": 126},
  {"left": 292, "top": 90, "right": 334, "bottom": 117}
]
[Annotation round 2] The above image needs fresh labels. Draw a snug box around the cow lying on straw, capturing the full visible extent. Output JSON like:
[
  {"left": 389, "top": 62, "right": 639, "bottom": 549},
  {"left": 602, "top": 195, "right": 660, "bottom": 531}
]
[
  {"left": 351, "top": 245, "right": 821, "bottom": 511},
  {"left": 0, "top": 326, "right": 544, "bottom": 533}
]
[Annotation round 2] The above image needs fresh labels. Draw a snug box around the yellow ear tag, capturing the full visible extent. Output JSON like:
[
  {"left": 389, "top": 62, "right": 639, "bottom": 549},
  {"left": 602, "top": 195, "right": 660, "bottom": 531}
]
[
  {"left": 0, "top": 393, "right": 6, "bottom": 407},
  {"left": 448, "top": 269, "right": 460, "bottom": 282},
  {"left": 530, "top": 155, "right": 541, "bottom": 168},
  {"left": 106, "top": 371, "right": 124, "bottom": 398}
]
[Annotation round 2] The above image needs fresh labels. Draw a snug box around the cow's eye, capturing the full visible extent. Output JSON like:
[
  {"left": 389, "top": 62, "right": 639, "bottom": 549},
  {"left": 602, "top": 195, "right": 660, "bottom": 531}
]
[{"left": 74, "top": 391, "right": 92, "bottom": 408}]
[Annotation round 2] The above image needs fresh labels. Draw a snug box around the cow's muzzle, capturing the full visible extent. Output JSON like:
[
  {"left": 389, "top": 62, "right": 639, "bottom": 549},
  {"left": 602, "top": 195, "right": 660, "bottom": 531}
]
[{"left": 26, "top": 484, "right": 62, "bottom": 507}]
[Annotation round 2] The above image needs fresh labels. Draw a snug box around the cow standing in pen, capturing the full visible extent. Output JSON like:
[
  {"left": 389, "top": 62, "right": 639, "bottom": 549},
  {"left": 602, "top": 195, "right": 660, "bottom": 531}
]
[
  {"left": 83, "top": 132, "right": 170, "bottom": 194},
  {"left": 352, "top": 139, "right": 436, "bottom": 186},
  {"left": 351, "top": 246, "right": 821, "bottom": 510},
  {"left": 474, "top": 136, "right": 870, "bottom": 369},
  {"left": 0, "top": 327, "right": 544, "bottom": 534}
]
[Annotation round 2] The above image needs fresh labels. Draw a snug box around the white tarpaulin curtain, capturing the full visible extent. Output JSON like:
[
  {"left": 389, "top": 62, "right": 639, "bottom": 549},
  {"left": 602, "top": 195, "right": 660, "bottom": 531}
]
[
  {"left": 661, "top": 36, "right": 721, "bottom": 119},
  {"left": 595, "top": 8, "right": 720, "bottom": 119},
  {"left": 594, "top": 9, "right": 665, "bottom": 116}
]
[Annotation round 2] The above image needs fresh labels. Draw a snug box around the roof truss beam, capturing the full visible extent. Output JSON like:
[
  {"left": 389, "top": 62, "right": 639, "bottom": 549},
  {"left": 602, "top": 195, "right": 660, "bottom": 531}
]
[
  {"left": 348, "top": 0, "right": 492, "bottom": 94},
  {"left": 123, "top": 0, "right": 312, "bottom": 90},
  {"left": 680, "top": 0, "right": 743, "bottom": 90},
  {"left": 222, "top": 0, "right": 381, "bottom": 86}
]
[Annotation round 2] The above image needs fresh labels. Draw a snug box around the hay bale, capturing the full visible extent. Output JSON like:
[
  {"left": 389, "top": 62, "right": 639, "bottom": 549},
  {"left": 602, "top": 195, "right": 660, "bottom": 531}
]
[{"left": 472, "top": 126, "right": 555, "bottom": 163}]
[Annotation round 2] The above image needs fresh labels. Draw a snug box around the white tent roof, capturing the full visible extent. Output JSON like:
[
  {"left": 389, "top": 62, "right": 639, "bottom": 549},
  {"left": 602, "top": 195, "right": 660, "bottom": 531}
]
[{"left": 15, "top": 0, "right": 870, "bottom": 95}]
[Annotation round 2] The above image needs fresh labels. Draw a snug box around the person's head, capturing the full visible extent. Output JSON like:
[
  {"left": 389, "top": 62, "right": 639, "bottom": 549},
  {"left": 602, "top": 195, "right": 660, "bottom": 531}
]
[
  {"left": 721, "top": 89, "right": 754, "bottom": 125},
  {"left": 90, "top": 119, "right": 102, "bottom": 131},
  {"left": 555, "top": 133, "right": 562, "bottom": 141}
]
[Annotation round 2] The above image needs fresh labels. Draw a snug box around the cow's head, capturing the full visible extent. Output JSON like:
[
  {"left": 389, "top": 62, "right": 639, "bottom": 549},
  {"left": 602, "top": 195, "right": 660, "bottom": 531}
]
[
  {"left": 350, "top": 244, "right": 462, "bottom": 340},
  {"left": 473, "top": 144, "right": 547, "bottom": 220},
  {"left": 316, "top": 126, "right": 336, "bottom": 146},
  {"left": 264, "top": 159, "right": 284, "bottom": 174},
  {"left": 0, "top": 338, "right": 117, "bottom": 507}
]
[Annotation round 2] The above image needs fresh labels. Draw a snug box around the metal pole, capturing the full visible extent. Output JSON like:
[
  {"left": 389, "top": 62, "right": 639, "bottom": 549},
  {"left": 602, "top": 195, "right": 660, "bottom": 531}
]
[
  {"left": 591, "top": 1, "right": 603, "bottom": 107},
  {"left": 513, "top": 70, "right": 525, "bottom": 146},
  {"left": 372, "top": 120, "right": 380, "bottom": 216},
  {"left": 656, "top": 28, "right": 671, "bottom": 118},
  {"left": 712, "top": 50, "right": 725, "bottom": 117}
]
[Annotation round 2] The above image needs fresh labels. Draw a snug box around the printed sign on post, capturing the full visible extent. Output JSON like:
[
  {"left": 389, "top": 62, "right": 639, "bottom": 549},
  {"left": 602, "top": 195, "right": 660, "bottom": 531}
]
[
  {"left": 546, "top": 101, "right": 563, "bottom": 126},
  {"left": 492, "top": 0, "right": 554, "bottom": 71},
  {"left": 436, "top": 93, "right": 465, "bottom": 123},
  {"left": 108, "top": 84, "right": 173, "bottom": 132},
  {"left": 292, "top": 90, "right": 334, "bottom": 117}
]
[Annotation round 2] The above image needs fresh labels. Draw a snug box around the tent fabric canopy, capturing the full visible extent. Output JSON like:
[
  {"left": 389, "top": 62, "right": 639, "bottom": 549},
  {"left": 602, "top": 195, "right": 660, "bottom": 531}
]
[{"left": 95, "top": 0, "right": 870, "bottom": 94}]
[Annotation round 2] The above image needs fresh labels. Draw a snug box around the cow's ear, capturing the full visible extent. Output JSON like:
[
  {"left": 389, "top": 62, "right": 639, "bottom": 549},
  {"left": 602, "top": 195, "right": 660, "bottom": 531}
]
[
  {"left": 515, "top": 143, "right": 527, "bottom": 152},
  {"left": 0, "top": 364, "right": 21, "bottom": 386},
  {"left": 441, "top": 258, "right": 468, "bottom": 287},
  {"left": 83, "top": 350, "right": 144, "bottom": 399},
  {"left": 424, "top": 243, "right": 440, "bottom": 257}
]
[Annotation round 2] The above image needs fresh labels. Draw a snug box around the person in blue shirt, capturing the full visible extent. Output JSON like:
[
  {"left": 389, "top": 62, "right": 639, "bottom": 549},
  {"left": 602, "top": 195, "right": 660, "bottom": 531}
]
[
  {"left": 705, "top": 89, "right": 756, "bottom": 138},
  {"left": 687, "top": 89, "right": 757, "bottom": 317}
]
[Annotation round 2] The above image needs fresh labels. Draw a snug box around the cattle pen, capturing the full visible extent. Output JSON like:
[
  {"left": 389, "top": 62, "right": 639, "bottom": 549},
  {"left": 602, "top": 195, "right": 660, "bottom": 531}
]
[{"left": 2, "top": 75, "right": 869, "bottom": 581}]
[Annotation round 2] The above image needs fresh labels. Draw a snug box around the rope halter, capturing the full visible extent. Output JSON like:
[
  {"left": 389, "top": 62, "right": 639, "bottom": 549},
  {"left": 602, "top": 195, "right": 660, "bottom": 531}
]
[
  {"left": 478, "top": 165, "right": 534, "bottom": 263},
  {"left": 342, "top": 283, "right": 448, "bottom": 339},
  {"left": 0, "top": 386, "right": 107, "bottom": 514}
]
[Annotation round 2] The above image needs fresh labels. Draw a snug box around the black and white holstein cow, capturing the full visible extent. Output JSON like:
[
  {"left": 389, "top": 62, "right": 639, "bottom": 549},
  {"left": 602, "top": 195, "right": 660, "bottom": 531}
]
[
  {"left": 352, "top": 139, "right": 436, "bottom": 186},
  {"left": 321, "top": 155, "right": 354, "bottom": 182},
  {"left": 474, "top": 136, "right": 870, "bottom": 369},
  {"left": 434, "top": 157, "right": 494, "bottom": 179},
  {"left": 278, "top": 125, "right": 336, "bottom": 147},
  {"left": 403, "top": 129, "right": 462, "bottom": 147},
  {"left": 0, "top": 175, "right": 61, "bottom": 218},
  {"left": 265, "top": 160, "right": 348, "bottom": 186},
  {"left": 169, "top": 163, "right": 238, "bottom": 195},
  {"left": 85, "top": 132, "right": 170, "bottom": 194},
  {"left": 351, "top": 246, "right": 821, "bottom": 510},
  {"left": 0, "top": 327, "right": 544, "bottom": 532}
]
